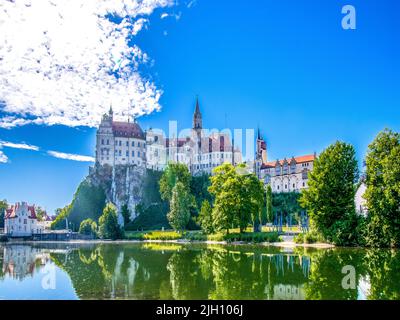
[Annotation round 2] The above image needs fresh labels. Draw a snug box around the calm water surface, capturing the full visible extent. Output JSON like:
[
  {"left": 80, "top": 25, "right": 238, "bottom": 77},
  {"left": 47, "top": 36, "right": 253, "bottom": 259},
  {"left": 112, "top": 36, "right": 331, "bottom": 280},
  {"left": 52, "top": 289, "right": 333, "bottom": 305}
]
[{"left": 0, "top": 242, "right": 399, "bottom": 300}]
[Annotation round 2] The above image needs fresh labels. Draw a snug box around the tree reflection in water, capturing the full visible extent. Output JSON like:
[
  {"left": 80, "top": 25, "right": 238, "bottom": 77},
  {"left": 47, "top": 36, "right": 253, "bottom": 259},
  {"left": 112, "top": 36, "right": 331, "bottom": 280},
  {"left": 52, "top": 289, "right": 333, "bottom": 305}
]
[{"left": 0, "top": 243, "right": 400, "bottom": 300}]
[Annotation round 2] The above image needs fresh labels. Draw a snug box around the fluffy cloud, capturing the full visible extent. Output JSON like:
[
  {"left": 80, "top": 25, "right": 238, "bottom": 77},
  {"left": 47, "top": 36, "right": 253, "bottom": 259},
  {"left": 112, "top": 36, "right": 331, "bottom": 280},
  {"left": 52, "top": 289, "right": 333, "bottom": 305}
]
[
  {"left": 0, "top": 150, "right": 8, "bottom": 163},
  {"left": 0, "top": 140, "right": 40, "bottom": 151},
  {"left": 47, "top": 151, "right": 95, "bottom": 162},
  {"left": 0, "top": 0, "right": 175, "bottom": 129}
]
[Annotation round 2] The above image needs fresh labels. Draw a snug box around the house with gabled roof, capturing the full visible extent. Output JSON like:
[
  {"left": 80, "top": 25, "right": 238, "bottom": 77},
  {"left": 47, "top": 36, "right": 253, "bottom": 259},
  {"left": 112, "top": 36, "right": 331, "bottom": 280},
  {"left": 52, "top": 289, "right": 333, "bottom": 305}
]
[{"left": 4, "top": 202, "right": 45, "bottom": 237}]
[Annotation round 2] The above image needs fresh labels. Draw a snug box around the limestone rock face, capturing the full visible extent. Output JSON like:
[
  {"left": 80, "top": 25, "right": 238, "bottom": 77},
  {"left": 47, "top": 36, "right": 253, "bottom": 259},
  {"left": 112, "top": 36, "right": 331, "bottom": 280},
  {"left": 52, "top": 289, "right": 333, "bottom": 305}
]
[{"left": 88, "top": 164, "right": 145, "bottom": 223}]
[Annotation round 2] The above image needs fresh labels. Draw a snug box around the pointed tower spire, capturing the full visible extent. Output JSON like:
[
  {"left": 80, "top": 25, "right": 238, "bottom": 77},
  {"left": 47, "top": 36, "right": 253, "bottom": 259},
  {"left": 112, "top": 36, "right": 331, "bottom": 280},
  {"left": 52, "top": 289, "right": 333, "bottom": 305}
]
[
  {"left": 195, "top": 95, "right": 200, "bottom": 114},
  {"left": 193, "top": 95, "right": 202, "bottom": 130}
]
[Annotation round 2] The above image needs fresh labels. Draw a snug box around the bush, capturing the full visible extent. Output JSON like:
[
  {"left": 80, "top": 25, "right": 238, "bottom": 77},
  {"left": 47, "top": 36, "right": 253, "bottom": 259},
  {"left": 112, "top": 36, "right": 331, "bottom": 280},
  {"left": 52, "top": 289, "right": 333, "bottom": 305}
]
[
  {"left": 98, "top": 203, "right": 123, "bottom": 240},
  {"left": 79, "top": 218, "right": 97, "bottom": 237},
  {"left": 294, "top": 232, "right": 323, "bottom": 244},
  {"left": 144, "top": 231, "right": 182, "bottom": 240},
  {"left": 223, "top": 232, "right": 280, "bottom": 243},
  {"left": 124, "top": 231, "right": 147, "bottom": 240},
  {"left": 125, "top": 230, "right": 183, "bottom": 241},
  {"left": 125, "top": 203, "right": 170, "bottom": 231},
  {"left": 184, "top": 231, "right": 280, "bottom": 243}
]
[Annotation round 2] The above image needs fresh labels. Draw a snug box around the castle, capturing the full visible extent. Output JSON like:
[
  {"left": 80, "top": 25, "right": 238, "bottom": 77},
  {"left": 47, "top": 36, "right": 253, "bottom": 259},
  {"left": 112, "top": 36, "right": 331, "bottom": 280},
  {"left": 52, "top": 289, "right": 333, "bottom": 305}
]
[
  {"left": 95, "top": 97, "right": 314, "bottom": 192},
  {"left": 95, "top": 98, "right": 242, "bottom": 175},
  {"left": 254, "top": 130, "right": 315, "bottom": 193}
]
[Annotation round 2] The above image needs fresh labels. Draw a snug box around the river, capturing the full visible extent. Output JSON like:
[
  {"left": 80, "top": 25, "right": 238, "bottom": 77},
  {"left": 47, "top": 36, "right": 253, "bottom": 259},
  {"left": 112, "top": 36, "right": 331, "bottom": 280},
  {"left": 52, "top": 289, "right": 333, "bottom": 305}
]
[{"left": 0, "top": 242, "right": 399, "bottom": 300}]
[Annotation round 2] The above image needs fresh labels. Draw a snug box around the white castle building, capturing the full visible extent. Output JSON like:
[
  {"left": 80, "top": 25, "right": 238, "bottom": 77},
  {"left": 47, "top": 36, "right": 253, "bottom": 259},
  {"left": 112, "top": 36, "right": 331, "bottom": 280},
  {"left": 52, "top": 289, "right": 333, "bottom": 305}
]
[
  {"left": 95, "top": 98, "right": 242, "bottom": 175},
  {"left": 254, "top": 130, "right": 316, "bottom": 193},
  {"left": 4, "top": 202, "right": 45, "bottom": 237}
]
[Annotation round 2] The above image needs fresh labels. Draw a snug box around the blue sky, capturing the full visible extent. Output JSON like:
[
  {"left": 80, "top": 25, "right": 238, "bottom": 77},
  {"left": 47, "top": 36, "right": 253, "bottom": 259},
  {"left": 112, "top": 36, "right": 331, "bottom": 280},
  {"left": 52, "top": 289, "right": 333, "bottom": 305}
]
[{"left": 1, "top": 0, "right": 399, "bottom": 213}]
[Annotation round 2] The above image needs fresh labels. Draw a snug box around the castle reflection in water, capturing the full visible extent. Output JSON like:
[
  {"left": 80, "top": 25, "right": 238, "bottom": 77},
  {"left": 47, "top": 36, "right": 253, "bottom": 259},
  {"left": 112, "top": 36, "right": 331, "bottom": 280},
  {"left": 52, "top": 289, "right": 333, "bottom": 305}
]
[{"left": 0, "top": 243, "right": 399, "bottom": 300}]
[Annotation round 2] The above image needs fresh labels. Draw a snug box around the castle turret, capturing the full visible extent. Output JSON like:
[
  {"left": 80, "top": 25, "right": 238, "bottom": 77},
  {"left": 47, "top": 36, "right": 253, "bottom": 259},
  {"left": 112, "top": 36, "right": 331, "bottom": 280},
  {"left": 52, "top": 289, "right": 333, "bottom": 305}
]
[
  {"left": 192, "top": 96, "right": 202, "bottom": 149},
  {"left": 256, "top": 128, "right": 267, "bottom": 163}
]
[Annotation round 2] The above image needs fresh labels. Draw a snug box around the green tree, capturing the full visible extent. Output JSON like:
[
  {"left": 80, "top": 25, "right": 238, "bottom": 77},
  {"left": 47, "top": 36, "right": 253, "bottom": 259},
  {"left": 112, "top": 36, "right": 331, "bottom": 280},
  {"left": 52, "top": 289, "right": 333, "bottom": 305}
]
[
  {"left": 121, "top": 204, "right": 130, "bottom": 226},
  {"left": 300, "top": 141, "right": 359, "bottom": 245},
  {"left": 51, "top": 205, "right": 71, "bottom": 230},
  {"left": 0, "top": 200, "right": 7, "bottom": 229},
  {"left": 209, "top": 163, "right": 264, "bottom": 233},
  {"left": 244, "top": 174, "right": 264, "bottom": 232},
  {"left": 209, "top": 163, "right": 239, "bottom": 234},
  {"left": 35, "top": 206, "right": 46, "bottom": 222},
  {"left": 98, "top": 203, "right": 122, "bottom": 240},
  {"left": 51, "top": 179, "right": 106, "bottom": 231},
  {"left": 167, "top": 182, "right": 193, "bottom": 232},
  {"left": 364, "top": 129, "right": 400, "bottom": 247},
  {"left": 266, "top": 185, "right": 273, "bottom": 224},
  {"left": 79, "top": 218, "right": 98, "bottom": 236},
  {"left": 159, "top": 162, "right": 191, "bottom": 201},
  {"left": 197, "top": 200, "right": 213, "bottom": 234}
]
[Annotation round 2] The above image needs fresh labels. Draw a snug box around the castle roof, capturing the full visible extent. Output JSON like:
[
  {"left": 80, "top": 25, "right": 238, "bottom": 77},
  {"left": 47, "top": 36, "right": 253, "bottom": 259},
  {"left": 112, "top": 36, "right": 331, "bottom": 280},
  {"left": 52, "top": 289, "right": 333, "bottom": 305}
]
[
  {"left": 4, "top": 203, "right": 37, "bottom": 219},
  {"left": 112, "top": 121, "right": 145, "bottom": 139},
  {"left": 261, "top": 154, "right": 316, "bottom": 169}
]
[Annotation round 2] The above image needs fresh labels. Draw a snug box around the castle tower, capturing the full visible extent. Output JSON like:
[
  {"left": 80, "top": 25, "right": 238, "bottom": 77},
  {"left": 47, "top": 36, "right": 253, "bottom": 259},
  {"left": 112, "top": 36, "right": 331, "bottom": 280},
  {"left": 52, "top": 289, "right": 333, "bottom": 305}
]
[
  {"left": 256, "top": 128, "right": 267, "bottom": 163},
  {"left": 192, "top": 96, "right": 202, "bottom": 150},
  {"left": 95, "top": 105, "right": 115, "bottom": 166},
  {"left": 193, "top": 96, "right": 202, "bottom": 131}
]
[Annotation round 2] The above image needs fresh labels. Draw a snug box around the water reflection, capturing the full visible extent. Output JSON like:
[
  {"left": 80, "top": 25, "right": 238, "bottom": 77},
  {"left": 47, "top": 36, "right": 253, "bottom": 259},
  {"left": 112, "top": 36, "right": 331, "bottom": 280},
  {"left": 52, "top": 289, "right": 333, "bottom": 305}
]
[{"left": 0, "top": 243, "right": 399, "bottom": 300}]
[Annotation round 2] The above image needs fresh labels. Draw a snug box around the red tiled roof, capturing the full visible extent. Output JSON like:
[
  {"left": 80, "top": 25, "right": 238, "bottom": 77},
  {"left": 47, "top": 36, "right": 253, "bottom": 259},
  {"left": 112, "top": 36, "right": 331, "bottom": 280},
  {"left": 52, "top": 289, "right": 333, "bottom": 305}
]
[
  {"left": 5, "top": 207, "right": 16, "bottom": 219},
  {"left": 112, "top": 121, "right": 145, "bottom": 139},
  {"left": 4, "top": 203, "right": 38, "bottom": 219},
  {"left": 27, "top": 205, "right": 37, "bottom": 219},
  {"left": 262, "top": 154, "right": 316, "bottom": 169}
]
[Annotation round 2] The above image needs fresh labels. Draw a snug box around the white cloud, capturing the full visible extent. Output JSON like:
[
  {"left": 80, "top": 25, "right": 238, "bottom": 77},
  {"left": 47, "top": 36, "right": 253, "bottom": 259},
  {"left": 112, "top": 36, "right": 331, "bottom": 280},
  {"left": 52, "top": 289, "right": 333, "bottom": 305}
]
[
  {"left": 161, "top": 12, "right": 181, "bottom": 20},
  {"left": 187, "top": 0, "right": 197, "bottom": 8},
  {"left": 0, "top": 140, "right": 40, "bottom": 151},
  {"left": 0, "top": 150, "right": 8, "bottom": 163},
  {"left": 47, "top": 151, "right": 95, "bottom": 162},
  {"left": 0, "top": 0, "right": 176, "bottom": 129}
]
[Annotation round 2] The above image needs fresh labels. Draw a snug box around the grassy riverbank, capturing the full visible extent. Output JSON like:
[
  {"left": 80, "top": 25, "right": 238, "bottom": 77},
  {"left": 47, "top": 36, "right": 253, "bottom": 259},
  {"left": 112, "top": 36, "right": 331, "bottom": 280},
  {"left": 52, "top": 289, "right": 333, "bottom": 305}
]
[{"left": 124, "top": 230, "right": 281, "bottom": 243}]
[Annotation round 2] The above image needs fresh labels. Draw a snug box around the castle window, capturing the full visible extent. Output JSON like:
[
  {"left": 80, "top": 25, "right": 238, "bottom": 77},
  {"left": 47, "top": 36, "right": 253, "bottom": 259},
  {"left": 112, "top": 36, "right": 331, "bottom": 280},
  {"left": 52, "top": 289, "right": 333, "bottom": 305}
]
[
  {"left": 101, "top": 139, "right": 104, "bottom": 145},
  {"left": 283, "top": 165, "right": 288, "bottom": 175},
  {"left": 119, "top": 141, "right": 122, "bottom": 146},
  {"left": 138, "top": 142, "right": 141, "bottom": 147},
  {"left": 119, "top": 150, "right": 122, "bottom": 156},
  {"left": 126, "top": 151, "right": 129, "bottom": 157},
  {"left": 303, "top": 182, "right": 306, "bottom": 187},
  {"left": 293, "top": 183, "right": 295, "bottom": 188},
  {"left": 107, "top": 139, "right": 109, "bottom": 145},
  {"left": 302, "top": 169, "right": 308, "bottom": 180},
  {"left": 132, "top": 141, "right": 135, "bottom": 147},
  {"left": 138, "top": 151, "right": 141, "bottom": 157},
  {"left": 126, "top": 141, "right": 129, "bottom": 147}
]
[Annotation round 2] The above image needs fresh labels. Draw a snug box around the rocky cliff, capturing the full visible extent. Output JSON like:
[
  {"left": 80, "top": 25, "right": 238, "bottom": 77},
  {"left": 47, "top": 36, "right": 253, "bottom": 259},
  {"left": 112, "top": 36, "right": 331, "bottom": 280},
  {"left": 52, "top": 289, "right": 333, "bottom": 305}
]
[{"left": 88, "top": 164, "right": 145, "bottom": 224}]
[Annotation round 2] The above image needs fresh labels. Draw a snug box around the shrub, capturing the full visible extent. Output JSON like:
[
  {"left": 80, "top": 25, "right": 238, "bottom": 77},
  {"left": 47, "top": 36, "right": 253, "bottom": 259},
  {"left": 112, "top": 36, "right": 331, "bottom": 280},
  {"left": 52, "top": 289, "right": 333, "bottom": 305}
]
[
  {"left": 294, "top": 232, "right": 323, "bottom": 244},
  {"left": 98, "top": 203, "right": 123, "bottom": 240},
  {"left": 79, "top": 218, "right": 97, "bottom": 237},
  {"left": 223, "top": 232, "right": 280, "bottom": 243},
  {"left": 143, "top": 231, "right": 182, "bottom": 240}
]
